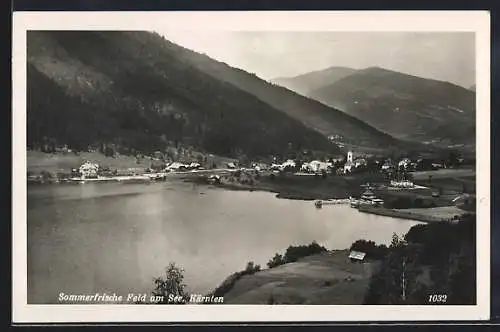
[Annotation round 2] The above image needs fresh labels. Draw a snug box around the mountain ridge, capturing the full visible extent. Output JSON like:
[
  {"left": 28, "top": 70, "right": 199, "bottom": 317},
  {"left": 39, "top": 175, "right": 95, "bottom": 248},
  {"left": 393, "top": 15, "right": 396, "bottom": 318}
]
[
  {"left": 299, "top": 66, "right": 476, "bottom": 148},
  {"left": 154, "top": 36, "right": 403, "bottom": 149},
  {"left": 27, "top": 31, "right": 341, "bottom": 159},
  {"left": 271, "top": 66, "right": 357, "bottom": 96}
]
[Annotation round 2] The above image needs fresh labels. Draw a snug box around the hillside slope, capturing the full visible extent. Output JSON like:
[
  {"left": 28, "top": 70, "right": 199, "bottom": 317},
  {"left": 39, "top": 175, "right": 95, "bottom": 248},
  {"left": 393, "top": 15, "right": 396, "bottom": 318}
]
[
  {"left": 218, "top": 250, "right": 379, "bottom": 305},
  {"left": 151, "top": 36, "right": 402, "bottom": 150},
  {"left": 27, "top": 31, "right": 339, "bottom": 159},
  {"left": 272, "top": 66, "right": 357, "bottom": 96},
  {"left": 309, "top": 67, "right": 476, "bottom": 148}
]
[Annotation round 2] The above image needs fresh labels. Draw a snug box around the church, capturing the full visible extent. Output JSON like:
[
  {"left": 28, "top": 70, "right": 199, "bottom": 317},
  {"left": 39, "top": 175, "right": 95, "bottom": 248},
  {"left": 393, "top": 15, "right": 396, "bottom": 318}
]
[
  {"left": 343, "top": 150, "right": 367, "bottom": 174},
  {"left": 343, "top": 151, "right": 355, "bottom": 174}
]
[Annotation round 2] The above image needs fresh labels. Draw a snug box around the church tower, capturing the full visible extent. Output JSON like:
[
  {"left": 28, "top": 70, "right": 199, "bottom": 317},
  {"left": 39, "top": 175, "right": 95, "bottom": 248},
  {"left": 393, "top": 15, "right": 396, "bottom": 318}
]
[{"left": 347, "top": 151, "right": 353, "bottom": 163}]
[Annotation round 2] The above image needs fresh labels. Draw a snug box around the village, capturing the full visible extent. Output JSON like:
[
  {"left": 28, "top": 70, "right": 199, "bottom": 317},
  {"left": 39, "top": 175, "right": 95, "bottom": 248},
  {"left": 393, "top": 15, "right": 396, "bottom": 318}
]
[{"left": 27, "top": 147, "right": 475, "bottom": 224}]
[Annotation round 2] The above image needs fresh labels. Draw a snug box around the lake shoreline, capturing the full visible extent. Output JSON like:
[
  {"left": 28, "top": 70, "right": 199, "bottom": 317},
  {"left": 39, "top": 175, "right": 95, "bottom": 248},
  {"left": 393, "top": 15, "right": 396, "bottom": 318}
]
[
  {"left": 182, "top": 172, "right": 360, "bottom": 201},
  {"left": 28, "top": 169, "right": 471, "bottom": 223}
]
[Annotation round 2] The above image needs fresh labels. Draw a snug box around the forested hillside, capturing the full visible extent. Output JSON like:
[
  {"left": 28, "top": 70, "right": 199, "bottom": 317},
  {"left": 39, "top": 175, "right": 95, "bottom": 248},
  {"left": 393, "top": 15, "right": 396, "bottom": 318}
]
[{"left": 27, "top": 31, "right": 339, "bottom": 159}]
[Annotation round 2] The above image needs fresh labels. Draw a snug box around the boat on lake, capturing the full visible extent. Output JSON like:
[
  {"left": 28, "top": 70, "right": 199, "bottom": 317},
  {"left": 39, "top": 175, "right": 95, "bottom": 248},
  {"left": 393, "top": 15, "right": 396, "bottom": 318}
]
[
  {"left": 350, "top": 190, "right": 385, "bottom": 208},
  {"left": 361, "top": 190, "right": 377, "bottom": 201}
]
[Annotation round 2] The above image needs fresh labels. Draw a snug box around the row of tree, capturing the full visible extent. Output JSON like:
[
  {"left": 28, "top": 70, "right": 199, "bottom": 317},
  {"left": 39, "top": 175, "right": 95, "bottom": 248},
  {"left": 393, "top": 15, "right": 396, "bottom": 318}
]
[{"left": 364, "top": 214, "right": 476, "bottom": 304}]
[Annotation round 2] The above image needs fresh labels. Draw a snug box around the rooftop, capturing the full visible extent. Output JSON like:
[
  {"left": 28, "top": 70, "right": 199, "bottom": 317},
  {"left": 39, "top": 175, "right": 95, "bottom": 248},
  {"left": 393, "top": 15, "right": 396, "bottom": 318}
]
[{"left": 348, "top": 251, "right": 366, "bottom": 261}]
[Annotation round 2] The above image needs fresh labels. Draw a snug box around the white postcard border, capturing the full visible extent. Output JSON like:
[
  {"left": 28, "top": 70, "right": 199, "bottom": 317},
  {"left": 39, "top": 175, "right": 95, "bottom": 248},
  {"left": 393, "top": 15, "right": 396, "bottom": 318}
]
[{"left": 12, "top": 10, "right": 491, "bottom": 323}]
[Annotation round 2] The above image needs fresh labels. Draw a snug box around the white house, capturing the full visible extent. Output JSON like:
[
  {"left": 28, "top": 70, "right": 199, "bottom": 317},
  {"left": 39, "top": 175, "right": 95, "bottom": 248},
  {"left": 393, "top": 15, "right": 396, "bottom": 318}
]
[
  {"left": 252, "top": 163, "right": 267, "bottom": 171},
  {"left": 328, "top": 134, "right": 343, "bottom": 141},
  {"left": 188, "top": 162, "right": 201, "bottom": 169},
  {"left": 310, "top": 160, "right": 330, "bottom": 173},
  {"left": 79, "top": 161, "right": 99, "bottom": 179},
  {"left": 301, "top": 160, "right": 330, "bottom": 173},
  {"left": 354, "top": 158, "right": 367, "bottom": 168},
  {"left": 270, "top": 159, "right": 297, "bottom": 172},
  {"left": 270, "top": 163, "right": 282, "bottom": 171},
  {"left": 281, "top": 159, "right": 296, "bottom": 169},
  {"left": 381, "top": 160, "right": 393, "bottom": 171},
  {"left": 398, "top": 158, "right": 412, "bottom": 169},
  {"left": 390, "top": 179, "right": 415, "bottom": 188},
  {"left": 166, "top": 162, "right": 187, "bottom": 171}
]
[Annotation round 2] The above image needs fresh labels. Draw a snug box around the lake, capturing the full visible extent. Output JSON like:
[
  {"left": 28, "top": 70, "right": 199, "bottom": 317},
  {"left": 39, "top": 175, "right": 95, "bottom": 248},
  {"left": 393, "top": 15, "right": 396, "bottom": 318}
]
[{"left": 27, "top": 181, "right": 421, "bottom": 304}]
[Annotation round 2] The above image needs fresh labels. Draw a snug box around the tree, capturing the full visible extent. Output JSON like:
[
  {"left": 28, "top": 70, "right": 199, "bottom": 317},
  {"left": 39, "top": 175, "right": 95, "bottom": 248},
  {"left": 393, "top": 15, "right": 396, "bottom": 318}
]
[
  {"left": 40, "top": 170, "right": 52, "bottom": 180},
  {"left": 446, "top": 151, "right": 460, "bottom": 168},
  {"left": 152, "top": 262, "right": 187, "bottom": 304},
  {"left": 267, "top": 253, "right": 285, "bottom": 268},
  {"left": 390, "top": 233, "right": 402, "bottom": 248},
  {"left": 196, "top": 154, "right": 204, "bottom": 164},
  {"left": 243, "top": 261, "right": 261, "bottom": 274}
]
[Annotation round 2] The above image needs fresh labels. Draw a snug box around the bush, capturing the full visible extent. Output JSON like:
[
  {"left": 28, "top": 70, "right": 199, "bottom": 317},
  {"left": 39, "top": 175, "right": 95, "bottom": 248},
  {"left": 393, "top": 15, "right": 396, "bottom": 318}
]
[
  {"left": 267, "top": 253, "right": 285, "bottom": 268},
  {"left": 242, "top": 261, "right": 261, "bottom": 275},
  {"left": 266, "top": 241, "right": 328, "bottom": 269},
  {"left": 350, "top": 239, "right": 389, "bottom": 260},
  {"left": 283, "top": 241, "right": 327, "bottom": 263}
]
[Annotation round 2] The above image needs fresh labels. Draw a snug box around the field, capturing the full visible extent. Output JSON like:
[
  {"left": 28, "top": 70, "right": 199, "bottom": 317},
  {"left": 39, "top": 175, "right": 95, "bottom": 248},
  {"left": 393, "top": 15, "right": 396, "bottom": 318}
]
[
  {"left": 411, "top": 168, "right": 476, "bottom": 181},
  {"left": 412, "top": 168, "right": 476, "bottom": 196},
  {"left": 27, "top": 151, "right": 150, "bottom": 174},
  {"left": 26, "top": 150, "right": 238, "bottom": 175},
  {"left": 398, "top": 206, "right": 469, "bottom": 219}
]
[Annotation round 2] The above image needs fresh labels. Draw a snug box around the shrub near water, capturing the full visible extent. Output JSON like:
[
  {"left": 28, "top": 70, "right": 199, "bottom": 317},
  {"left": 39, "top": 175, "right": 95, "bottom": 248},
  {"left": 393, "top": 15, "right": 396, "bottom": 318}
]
[
  {"left": 210, "top": 261, "right": 262, "bottom": 298},
  {"left": 267, "top": 241, "right": 327, "bottom": 268}
]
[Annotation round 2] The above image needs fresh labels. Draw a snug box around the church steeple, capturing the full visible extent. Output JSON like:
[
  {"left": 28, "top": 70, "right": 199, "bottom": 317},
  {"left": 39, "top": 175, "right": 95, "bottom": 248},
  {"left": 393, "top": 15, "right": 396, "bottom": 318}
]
[{"left": 347, "top": 151, "right": 353, "bottom": 163}]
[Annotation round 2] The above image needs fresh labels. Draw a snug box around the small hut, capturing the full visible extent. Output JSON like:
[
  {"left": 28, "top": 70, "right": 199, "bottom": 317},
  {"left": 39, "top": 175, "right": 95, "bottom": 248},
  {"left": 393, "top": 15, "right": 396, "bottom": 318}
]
[{"left": 348, "top": 251, "right": 366, "bottom": 263}]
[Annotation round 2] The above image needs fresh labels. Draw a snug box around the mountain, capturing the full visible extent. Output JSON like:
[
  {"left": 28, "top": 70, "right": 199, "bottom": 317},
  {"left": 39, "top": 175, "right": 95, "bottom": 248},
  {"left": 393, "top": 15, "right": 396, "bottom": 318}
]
[
  {"left": 309, "top": 67, "right": 476, "bottom": 148},
  {"left": 271, "top": 66, "right": 357, "bottom": 96},
  {"left": 154, "top": 38, "right": 402, "bottom": 150},
  {"left": 27, "top": 31, "right": 342, "bottom": 159}
]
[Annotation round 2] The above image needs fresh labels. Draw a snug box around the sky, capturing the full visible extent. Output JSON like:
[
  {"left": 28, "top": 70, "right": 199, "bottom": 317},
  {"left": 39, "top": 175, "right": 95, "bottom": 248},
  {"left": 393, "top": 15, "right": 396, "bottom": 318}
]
[{"left": 156, "top": 30, "right": 475, "bottom": 88}]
